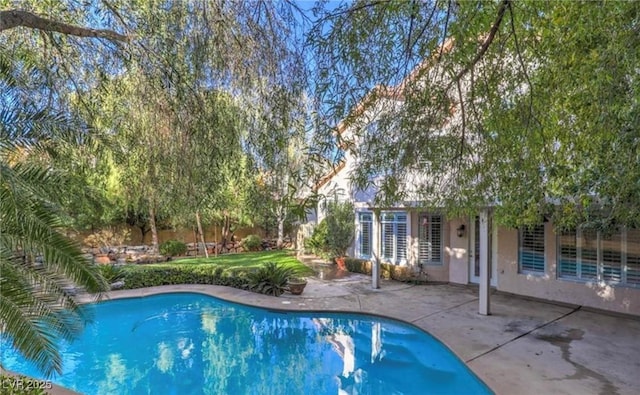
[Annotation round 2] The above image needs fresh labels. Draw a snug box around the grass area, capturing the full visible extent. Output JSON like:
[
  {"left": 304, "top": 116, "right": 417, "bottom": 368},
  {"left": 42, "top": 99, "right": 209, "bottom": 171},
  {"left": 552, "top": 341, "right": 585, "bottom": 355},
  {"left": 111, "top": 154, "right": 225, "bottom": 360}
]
[
  {"left": 114, "top": 250, "right": 316, "bottom": 292},
  {"left": 171, "top": 250, "right": 315, "bottom": 275}
]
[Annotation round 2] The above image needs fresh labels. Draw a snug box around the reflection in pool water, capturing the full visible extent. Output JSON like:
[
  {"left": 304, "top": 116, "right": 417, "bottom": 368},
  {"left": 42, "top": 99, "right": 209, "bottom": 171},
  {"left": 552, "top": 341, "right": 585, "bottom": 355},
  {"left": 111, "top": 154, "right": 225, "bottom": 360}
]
[{"left": 1, "top": 293, "right": 492, "bottom": 394}]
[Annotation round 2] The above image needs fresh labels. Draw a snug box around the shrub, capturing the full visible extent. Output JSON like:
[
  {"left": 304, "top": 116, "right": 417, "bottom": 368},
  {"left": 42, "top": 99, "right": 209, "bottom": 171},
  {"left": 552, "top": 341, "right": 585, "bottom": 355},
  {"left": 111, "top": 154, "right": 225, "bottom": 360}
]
[
  {"left": 99, "top": 264, "right": 125, "bottom": 283},
  {"left": 121, "top": 264, "right": 247, "bottom": 289},
  {"left": 304, "top": 220, "right": 329, "bottom": 258},
  {"left": 324, "top": 201, "right": 355, "bottom": 257},
  {"left": 343, "top": 258, "right": 424, "bottom": 282},
  {"left": 246, "top": 262, "right": 298, "bottom": 297},
  {"left": 344, "top": 258, "right": 371, "bottom": 274},
  {"left": 241, "top": 235, "right": 262, "bottom": 251},
  {"left": 159, "top": 240, "right": 187, "bottom": 257}
]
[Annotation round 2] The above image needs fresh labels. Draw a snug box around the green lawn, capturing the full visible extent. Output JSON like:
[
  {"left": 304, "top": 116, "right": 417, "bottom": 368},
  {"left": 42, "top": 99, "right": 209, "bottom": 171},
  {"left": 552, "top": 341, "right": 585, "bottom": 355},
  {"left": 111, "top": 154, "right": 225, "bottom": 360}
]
[
  {"left": 170, "top": 250, "right": 315, "bottom": 275},
  {"left": 117, "top": 251, "right": 315, "bottom": 291}
]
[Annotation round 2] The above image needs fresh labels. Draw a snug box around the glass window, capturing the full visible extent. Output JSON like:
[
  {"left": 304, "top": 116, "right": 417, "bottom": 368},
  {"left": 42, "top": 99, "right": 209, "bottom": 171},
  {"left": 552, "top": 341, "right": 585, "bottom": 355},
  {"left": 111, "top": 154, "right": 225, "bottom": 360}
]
[
  {"left": 557, "top": 227, "right": 639, "bottom": 286},
  {"left": 519, "top": 225, "right": 545, "bottom": 273},
  {"left": 380, "top": 212, "right": 407, "bottom": 264},
  {"left": 626, "top": 229, "right": 640, "bottom": 285},
  {"left": 419, "top": 214, "right": 443, "bottom": 265},
  {"left": 558, "top": 229, "right": 578, "bottom": 278},
  {"left": 358, "top": 213, "right": 372, "bottom": 258}
]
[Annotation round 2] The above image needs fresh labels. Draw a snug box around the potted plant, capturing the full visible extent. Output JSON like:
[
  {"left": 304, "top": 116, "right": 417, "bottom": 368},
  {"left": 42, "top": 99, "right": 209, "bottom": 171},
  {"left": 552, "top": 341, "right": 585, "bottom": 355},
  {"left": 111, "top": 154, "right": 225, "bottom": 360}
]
[{"left": 287, "top": 277, "right": 308, "bottom": 295}]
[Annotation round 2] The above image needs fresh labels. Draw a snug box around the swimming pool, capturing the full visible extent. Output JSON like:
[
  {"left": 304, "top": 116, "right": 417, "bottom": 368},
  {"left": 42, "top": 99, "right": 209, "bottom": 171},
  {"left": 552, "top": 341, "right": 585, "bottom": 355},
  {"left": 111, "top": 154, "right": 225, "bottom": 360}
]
[{"left": 1, "top": 293, "right": 492, "bottom": 394}]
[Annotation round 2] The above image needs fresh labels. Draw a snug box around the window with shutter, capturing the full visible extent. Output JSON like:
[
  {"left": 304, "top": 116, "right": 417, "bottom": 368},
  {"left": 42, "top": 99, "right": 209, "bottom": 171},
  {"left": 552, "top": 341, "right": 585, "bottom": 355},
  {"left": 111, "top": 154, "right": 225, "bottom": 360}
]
[
  {"left": 380, "top": 212, "right": 407, "bottom": 264},
  {"left": 358, "top": 213, "right": 372, "bottom": 258},
  {"left": 556, "top": 227, "right": 639, "bottom": 287},
  {"left": 601, "top": 231, "right": 622, "bottom": 283},
  {"left": 519, "top": 225, "right": 545, "bottom": 273},
  {"left": 580, "top": 229, "right": 598, "bottom": 280},
  {"left": 627, "top": 229, "right": 640, "bottom": 286},
  {"left": 419, "top": 214, "right": 443, "bottom": 265},
  {"left": 558, "top": 229, "right": 578, "bottom": 278}
]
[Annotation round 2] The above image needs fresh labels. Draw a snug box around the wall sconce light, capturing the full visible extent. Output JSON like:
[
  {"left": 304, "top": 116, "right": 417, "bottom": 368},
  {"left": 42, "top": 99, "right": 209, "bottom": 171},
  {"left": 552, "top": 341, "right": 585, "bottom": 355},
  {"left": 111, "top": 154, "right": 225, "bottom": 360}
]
[{"left": 456, "top": 224, "right": 466, "bottom": 238}]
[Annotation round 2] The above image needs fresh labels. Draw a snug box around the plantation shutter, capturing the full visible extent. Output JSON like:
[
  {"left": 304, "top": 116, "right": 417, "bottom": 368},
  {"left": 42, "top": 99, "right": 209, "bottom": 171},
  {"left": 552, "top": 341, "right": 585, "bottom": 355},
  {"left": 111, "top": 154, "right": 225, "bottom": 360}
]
[
  {"left": 626, "top": 229, "right": 640, "bottom": 285},
  {"left": 419, "top": 214, "right": 443, "bottom": 265},
  {"left": 519, "top": 225, "right": 545, "bottom": 273},
  {"left": 601, "top": 231, "right": 622, "bottom": 283},
  {"left": 580, "top": 229, "right": 598, "bottom": 279},
  {"left": 558, "top": 229, "right": 578, "bottom": 278},
  {"left": 431, "top": 215, "right": 442, "bottom": 264},
  {"left": 396, "top": 214, "right": 407, "bottom": 262},
  {"left": 359, "top": 213, "right": 372, "bottom": 257},
  {"left": 382, "top": 221, "right": 394, "bottom": 260}
]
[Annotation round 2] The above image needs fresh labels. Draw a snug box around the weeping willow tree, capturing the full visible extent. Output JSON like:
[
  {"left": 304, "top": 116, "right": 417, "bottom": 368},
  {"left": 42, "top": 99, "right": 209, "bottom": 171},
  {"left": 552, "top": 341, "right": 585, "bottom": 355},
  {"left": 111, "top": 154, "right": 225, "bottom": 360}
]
[
  {"left": 1, "top": 0, "right": 313, "bottom": 375},
  {"left": 310, "top": 0, "right": 640, "bottom": 230}
]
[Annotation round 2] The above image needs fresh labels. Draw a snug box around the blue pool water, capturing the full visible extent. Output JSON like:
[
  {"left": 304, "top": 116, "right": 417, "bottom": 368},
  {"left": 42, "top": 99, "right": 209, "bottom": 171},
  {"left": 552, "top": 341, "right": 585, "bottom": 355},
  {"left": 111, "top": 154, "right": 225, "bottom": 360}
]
[{"left": 1, "top": 293, "right": 492, "bottom": 394}]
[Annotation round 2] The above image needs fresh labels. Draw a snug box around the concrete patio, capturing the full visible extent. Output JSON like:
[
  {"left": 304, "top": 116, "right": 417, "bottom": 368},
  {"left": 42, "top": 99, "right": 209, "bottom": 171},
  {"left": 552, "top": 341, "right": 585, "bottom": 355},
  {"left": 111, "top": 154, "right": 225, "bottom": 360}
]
[{"left": 60, "top": 259, "right": 640, "bottom": 395}]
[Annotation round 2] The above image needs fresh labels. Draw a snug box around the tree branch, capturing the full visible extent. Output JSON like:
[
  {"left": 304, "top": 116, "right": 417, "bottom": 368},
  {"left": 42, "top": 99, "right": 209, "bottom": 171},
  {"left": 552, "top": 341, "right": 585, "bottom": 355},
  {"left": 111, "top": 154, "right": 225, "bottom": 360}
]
[
  {"left": 447, "top": 0, "right": 509, "bottom": 89},
  {"left": 0, "top": 10, "right": 129, "bottom": 42}
]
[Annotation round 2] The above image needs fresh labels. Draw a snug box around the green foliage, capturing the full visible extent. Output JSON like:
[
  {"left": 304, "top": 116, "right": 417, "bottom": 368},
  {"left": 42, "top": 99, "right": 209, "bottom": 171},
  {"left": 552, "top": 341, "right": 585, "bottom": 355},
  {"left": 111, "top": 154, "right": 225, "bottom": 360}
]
[
  {"left": 121, "top": 265, "right": 248, "bottom": 290},
  {"left": 98, "top": 264, "right": 125, "bottom": 284},
  {"left": 324, "top": 201, "right": 355, "bottom": 257},
  {"left": 0, "top": 72, "right": 109, "bottom": 376},
  {"left": 343, "top": 258, "right": 371, "bottom": 274},
  {"left": 0, "top": 374, "right": 47, "bottom": 395},
  {"left": 159, "top": 240, "right": 188, "bottom": 257},
  {"left": 310, "top": 1, "right": 640, "bottom": 230},
  {"left": 303, "top": 220, "right": 330, "bottom": 258},
  {"left": 304, "top": 202, "right": 356, "bottom": 258},
  {"left": 171, "top": 251, "right": 314, "bottom": 275},
  {"left": 241, "top": 234, "right": 262, "bottom": 251},
  {"left": 120, "top": 251, "right": 313, "bottom": 292},
  {"left": 343, "top": 258, "right": 424, "bottom": 282},
  {"left": 246, "top": 262, "right": 300, "bottom": 297}
]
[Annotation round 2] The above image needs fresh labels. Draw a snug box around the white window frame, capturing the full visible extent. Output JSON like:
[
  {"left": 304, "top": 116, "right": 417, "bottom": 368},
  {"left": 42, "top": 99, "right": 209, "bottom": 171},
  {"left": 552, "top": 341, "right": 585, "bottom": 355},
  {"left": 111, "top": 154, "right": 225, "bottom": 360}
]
[
  {"left": 418, "top": 213, "right": 443, "bottom": 265},
  {"left": 518, "top": 224, "right": 546, "bottom": 274},
  {"left": 380, "top": 211, "right": 408, "bottom": 265},
  {"left": 557, "top": 227, "right": 639, "bottom": 287},
  {"left": 356, "top": 212, "right": 373, "bottom": 259}
]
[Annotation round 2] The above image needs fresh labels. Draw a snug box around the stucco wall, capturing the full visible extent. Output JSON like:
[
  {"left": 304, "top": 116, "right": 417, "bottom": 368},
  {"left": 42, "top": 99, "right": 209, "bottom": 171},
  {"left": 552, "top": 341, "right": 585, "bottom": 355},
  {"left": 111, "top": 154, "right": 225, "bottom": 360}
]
[{"left": 496, "top": 223, "right": 640, "bottom": 316}]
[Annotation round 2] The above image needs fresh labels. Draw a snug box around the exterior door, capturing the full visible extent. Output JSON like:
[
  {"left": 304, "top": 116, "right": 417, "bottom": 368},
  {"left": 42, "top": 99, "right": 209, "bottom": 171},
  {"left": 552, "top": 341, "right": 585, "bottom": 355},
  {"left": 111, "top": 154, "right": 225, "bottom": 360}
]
[{"left": 469, "top": 216, "right": 497, "bottom": 286}]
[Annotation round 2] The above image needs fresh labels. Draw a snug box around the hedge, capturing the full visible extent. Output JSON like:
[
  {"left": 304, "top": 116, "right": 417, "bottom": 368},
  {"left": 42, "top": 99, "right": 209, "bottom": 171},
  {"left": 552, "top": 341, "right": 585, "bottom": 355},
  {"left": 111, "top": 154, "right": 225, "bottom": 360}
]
[
  {"left": 121, "top": 265, "right": 249, "bottom": 290},
  {"left": 344, "top": 258, "right": 422, "bottom": 282}
]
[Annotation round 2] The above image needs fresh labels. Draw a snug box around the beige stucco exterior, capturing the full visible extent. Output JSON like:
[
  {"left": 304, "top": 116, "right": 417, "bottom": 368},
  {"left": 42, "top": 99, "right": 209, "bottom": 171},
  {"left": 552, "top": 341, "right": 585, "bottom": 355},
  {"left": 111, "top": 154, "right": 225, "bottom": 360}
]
[
  {"left": 494, "top": 222, "right": 640, "bottom": 316},
  {"left": 345, "top": 210, "right": 640, "bottom": 316}
]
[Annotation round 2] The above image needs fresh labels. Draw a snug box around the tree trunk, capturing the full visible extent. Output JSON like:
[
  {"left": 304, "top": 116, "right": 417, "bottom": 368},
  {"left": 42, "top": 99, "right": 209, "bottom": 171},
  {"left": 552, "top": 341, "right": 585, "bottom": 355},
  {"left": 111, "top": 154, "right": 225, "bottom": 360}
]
[
  {"left": 193, "top": 227, "right": 199, "bottom": 257},
  {"left": 213, "top": 226, "right": 218, "bottom": 256},
  {"left": 221, "top": 213, "right": 232, "bottom": 253},
  {"left": 276, "top": 205, "right": 287, "bottom": 249},
  {"left": 139, "top": 225, "right": 150, "bottom": 245},
  {"left": 149, "top": 204, "right": 159, "bottom": 254},
  {"left": 277, "top": 217, "right": 285, "bottom": 249},
  {"left": 195, "top": 211, "right": 209, "bottom": 258}
]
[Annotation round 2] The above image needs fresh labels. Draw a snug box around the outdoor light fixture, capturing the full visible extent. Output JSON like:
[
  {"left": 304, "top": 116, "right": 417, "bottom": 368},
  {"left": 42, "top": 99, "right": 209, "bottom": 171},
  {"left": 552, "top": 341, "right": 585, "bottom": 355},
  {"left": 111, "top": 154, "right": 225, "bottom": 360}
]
[{"left": 456, "top": 224, "right": 466, "bottom": 238}]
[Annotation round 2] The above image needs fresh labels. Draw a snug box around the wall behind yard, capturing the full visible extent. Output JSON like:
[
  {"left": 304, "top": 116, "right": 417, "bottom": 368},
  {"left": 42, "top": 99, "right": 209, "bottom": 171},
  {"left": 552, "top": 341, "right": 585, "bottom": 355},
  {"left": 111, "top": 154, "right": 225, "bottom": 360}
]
[
  {"left": 70, "top": 224, "right": 265, "bottom": 247},
  {"left": 496, "top": 223, "right": 640, "bottom": 317}
]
